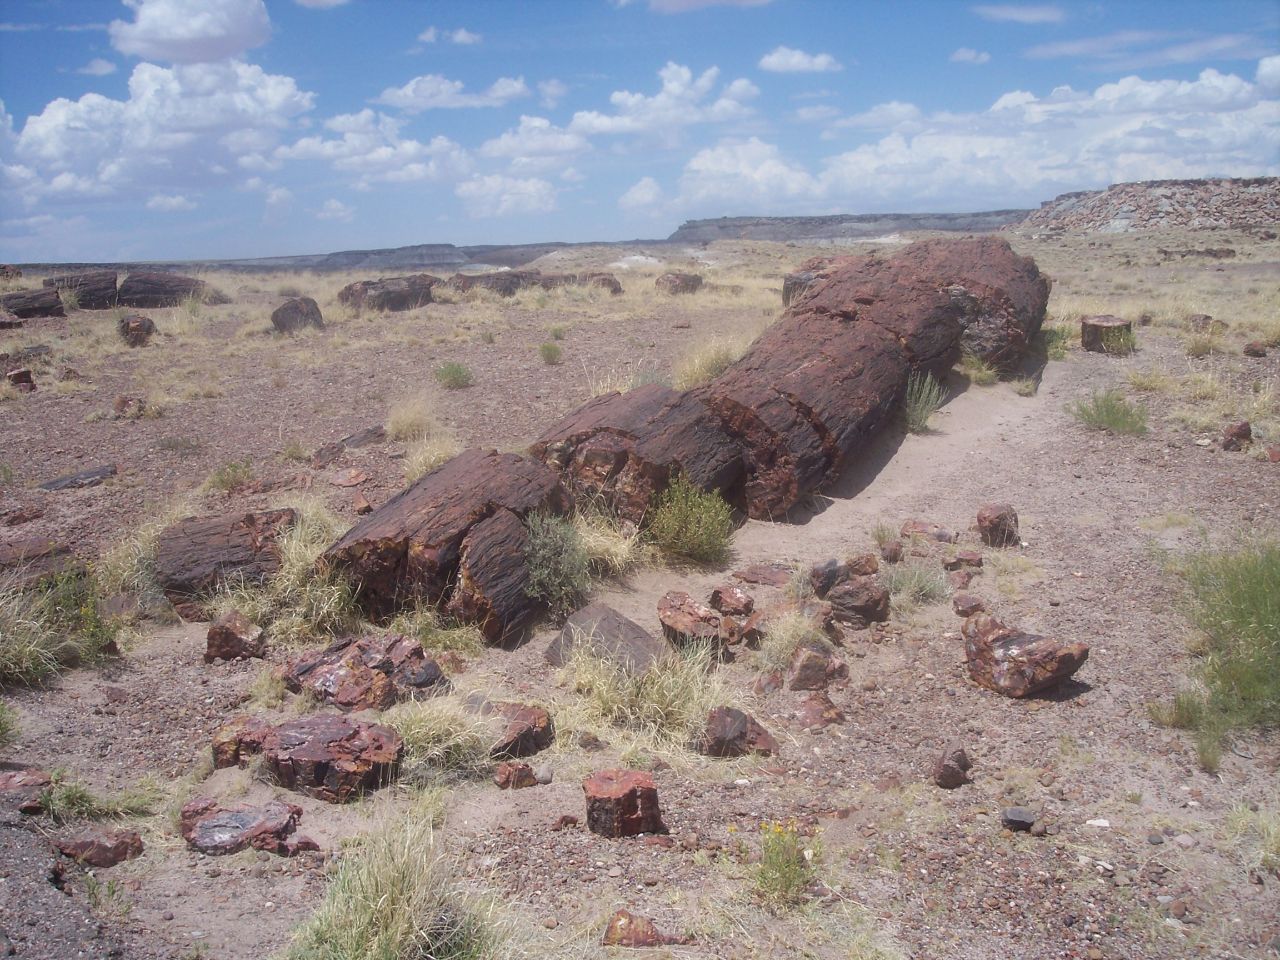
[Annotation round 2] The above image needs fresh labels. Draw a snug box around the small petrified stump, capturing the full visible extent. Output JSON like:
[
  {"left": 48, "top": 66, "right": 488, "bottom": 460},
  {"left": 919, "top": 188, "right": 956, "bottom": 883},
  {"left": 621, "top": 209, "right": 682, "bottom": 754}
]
[
  {"left": 38, "top": 464, "right": 117, "bottom": 491},
  {"left": 1080, "top": 315, "right": 1132, "bottom": 353},
  {"left": 602, "top": 910, "right": 685, "bottom": 947},
  {"left": 657, "top": 591, "right": 722, "bottom": 646},
  {"left": 963, "top": 613, "right": 1089, "bottom": 698},
  {"left": 1243, "top": 341, "right": 1268, "bottom": 358},
  {"left": 0, "top": 309, "right": 21, "bottom": 329},
  {"left": 796, "top": 691, "right": 845, "bottom": 730},
  {"left": 490, "top": 703, "right": 554, "bottom": 759},
  {"left": 271, "top": 296, "right": 325, "bottom": 334},
  {"left": 584, "top": 769, "right": 664, "bottom": 837},
  {"left": 179, "top": 797, "right": 316, "bottom": 856},
  {"left": 211, "top": 714, "right": 402, "bottom": 803},
  {"left": 977, "top": 503, "right": 1020, "bottom": 547},
  {"left": 1221, "top": 420, "right": 1251, "bottom": 452},
  {"left": 54, "top": 829, "right": 143, "bottom": 868},
  {"left": 205, "top": 610, "right": 265, "bottom": 662},
  {"left": 827, "top": 576, "right": 890, "bottom": 627},
  {"left": 546, "top": 602, "right": 670, "bottom": 677},
  {"left": 116, "top": 313, "right": 156, "bottom": 347},
  {"left": 1187, "top": 313, "right": 1226, "bottom": 335},
  {"left": 493, "top": 761, "right": 538, "bottom": 790},
  {"left": 282, "top": 633, "right": 449, "bottom": 711},
  {"left": 786, "top": 644, "right": 848, "bottom": 691},
  {"left": 932, "top": 742, "right": 972, "bottom": 789},
  {"left": 880, "top": 540, "right": 904, "bottom": 564},
  {"left": 654, "top": 272, "right": 702, "bottom": 295},
  {"left": 695, "top": 706, "right": 778, "bottom": 758}
]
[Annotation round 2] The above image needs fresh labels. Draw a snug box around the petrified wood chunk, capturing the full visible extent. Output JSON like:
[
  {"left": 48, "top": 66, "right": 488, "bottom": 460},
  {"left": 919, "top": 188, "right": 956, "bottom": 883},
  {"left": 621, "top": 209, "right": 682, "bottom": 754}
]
[
  {"left": 118, "top": 271, "right": 228, "bottom": 308},
  {"left": 545, "top": 602, "right": 670, "bottom": 677},
  {"left": 271, "top": 296, "right": 324, "bottom": 333},
  {"left": 179, "top": 797, "right": 316, "bottom": 856},
  {"left": 282, "top": 633, "right": 449, "bottom": 711},
  {"left": 827, "top": 575, "right": 890, "bottom": 627},
  {"left": 212, "top": 714, "right": 402, "bottom": 803},
  {"left": 977, "top": 502, "right": 1019, "bottom": 547},
  {"left": 531, "top": 383, "right": 743, "bottom": 523},
  {"left": 0, "top": 538, "right": 82, "bottom": 590},
  {"left": 321, "top": 449, "right": 568, "bottom": 619},
  {"left": 963, "top": 613, "right": 1089, "bottom": 698},
  {"left": 490, "top": 702, "right": 555, "bottom": 758},
  {"left": 0, "top": 287, "right": 65, "bottom": 318},
  {"left": 204, "top": 609, "right": 265, "bottom": 662},
  {"left": 1080, "top": 315, "right": 1132, "bottom": 353},
  {"left": 444, "top": 507, "right": 538, "bottom": 644},
  {"left": 42, "top": 271, "right": 118, "bottom": 309},
  {"left": 54, "top": 829, "right": 143, "bottom": 868},
  {"left": 695, "top": 706, "right": 778, "bottom": 758},
  {"left": 154, "top": 509, "right": 297, "bottom": 620},
  {"left": 655, "top": 272, "right": 703, "bottom": 295},
  {"left": 583, "top": 768, "right": 665, "bottom": 837},
  {"left": 338, "top": 274, "right": 438, "bottom": 312},
  {"left": 116, "top": 313, "right": 156, "bottom": 347},
  {"left": 38, "top": 464, "right": 117, "bottom": 491}
]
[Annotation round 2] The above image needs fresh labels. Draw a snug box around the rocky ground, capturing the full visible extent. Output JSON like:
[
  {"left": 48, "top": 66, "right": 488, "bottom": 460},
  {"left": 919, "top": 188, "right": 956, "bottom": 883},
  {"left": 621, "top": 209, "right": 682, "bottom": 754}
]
[{"left": 1, "top": 227, "right": 1278, "bottom": 959}]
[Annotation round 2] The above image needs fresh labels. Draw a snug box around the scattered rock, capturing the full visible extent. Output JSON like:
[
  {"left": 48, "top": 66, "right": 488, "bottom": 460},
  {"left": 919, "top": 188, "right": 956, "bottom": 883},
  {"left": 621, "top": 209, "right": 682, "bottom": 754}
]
[
  {"left": 1001, "top": 807, "right": 1038, "bottom": 832},
  {"left": 948, "top": 569, "right": 976, "bottom": 591},
  {"left": 282, "top": 633, "right": 450, "bottom": 711},
  {"left": 1221, "top": 420, "right": 1251, "bottom": 452},
  {"left": 963, "top": 613, "right": 1089, "bottom": 698},
  {"left": 54, "top": 829, "right": 143, "bottom": 868},
  {"left": 116, "top": 314, "right": 155, "bottom": 347},
  {"left": 493, "top": 762, "right": 538, "bottom": 790},
  {"left": 709, "top": 583, "right": 754, "bottom": 616},
  {"left": 732, "top": 563, "right": 793, "bottom": 587},
  {"left": 654, "top": 272, "right": 703, "bottom": 295},
  {"left": 490, "top": 703, "right": 554, "bottom": 759},
  {"left": 880, "top": 539, "right": 904, "bottom": 563},
  {"left": 1186, "top": 313, "right": 1227, "bottom": 335},
  {"left": 943, "top": 551, "right": 984, "bottom": 571},
  {"left": 601, "top": 909, "right": 685, "bottom": 947},
  {"left": 0, "top": 539, "right": 82, "bottom": 591},
  {"left": 657, "top": 591, "right": 722, "bottom": 646},
  {"left": 826, "top": 576, "right": 890, "bottom": 627},
  {"left": 786, "top": 645, "right": 848, "bottom": 691},
  {"left": 329, "top": 468, "right": 368, "bottom": 487},
  {"left": 0, "top": 286, "right": 64, "bottom": 318},
  {"left": 694, "top": 706, "right": 779, "bottom": 758},
  {"left": 211, "top": 714, "right": 402, "bottom": 803},
  {"left": 797, "top": 691, "right": 845, "bottom": 730},
  {"left": 0, "top": 769, "right": 51, "bottom": 814},
  {"left": 271, "top": 297, "right": 324, "bottom": 334},
  {"left": 546, "top": 602, "right": 670, "bottom": 678},
  {"left": 338, "top": 274, "right": 439, "bottom": 312},
  {"left": 0, "top": 309, "right": 21, "bottom": 329},
  {"left": 932, "top": 742, "right": 972, "bottom": 789},
  {"left": 179, "top": 797, "right": 316, "bottom": 856},
  {"left": 352, "top": 492, "right": 373, "bottom": 515},
  {"left": 952, "top": 593, "right": 986, "bottom": 617},
  {"left": 204, "top": 610, "right": 265, "bottom": 662},
  {"left": 583, "top": 769, "right": 665, "bottom": 837},
  {"left": 38, "top": 464, "right": 117, "bottom": 491},
  {"left": 1242, "top": 340, "right": 1268, "bottom": 357},
  {"left": 901, "top": 520, "right": 957, "bottom": 543},
  {"left": 5, "top": 368, "right": 34, "bottom": 394},
  {"left": 977, "top": 503, "right": 1020, "bottom": 547}
]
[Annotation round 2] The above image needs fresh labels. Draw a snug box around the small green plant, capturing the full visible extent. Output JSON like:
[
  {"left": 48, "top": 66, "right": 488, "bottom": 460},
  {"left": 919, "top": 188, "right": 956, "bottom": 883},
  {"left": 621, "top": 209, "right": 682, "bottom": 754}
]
[
  {"left": 903, "top": 371, "right": 946, "bottom": 433},
  {"left": 1226, "top": 804, "right": 1280, "bottom": 874},
  {"left": 284, "top": 817, "right": 500, "bottom": 960},
  {"left": 880, "top": 561, "right": 948, "bottom": 611},
  {"left": 647, "top": 475, "right": 734, "bottom": 566},
  {"left": 386, "top": 604, "right": 484, "bottom": 656},
  {"left": 434, "top": 362, "right": 474, "bottom": 390},
  {"left": 1068, "top": 388, "right": 1148, "bottom": 436},
  {"left": 156, "top": 436, "right": 203, "bottom": 457},
  {"left": 870, "top": 520, "right": 897, "bottom": 549},
  {"left": 1127, "top": 368, "right": 1174, "bottom": 393},
  {"left": 759, "top": 611, "right": 828, "bottom": 671},
  {"left": 478, "top": 329, "right": 495, "bottom": 345},
  {"left": 523, "top": 511, "right": 590, "bottom": 619},
  {"left": 1041, "top": 324, "right": 1074, "bottom": 361},
  {"left": 38, "top": 772, "right": 159, "bottom": 823},
  {"left": 0, "top": 462, "right": 13, "bottom": 485},
  {"left": 85, "top": 875, "right": 131, "bottom": 919},
  {"left": 1012, "top": 377, "right": 1038, "bottom": 397},
  {"left": 0, "top": 699, "right": 18, "bottom": 751},
  {"left": 58, "top": 286, "right": 81, "bottom": 311},
  {"left": 1185, "top": 334, "right": 1217, "bottom": 358},
  {"left": 1100, "top": 325, "right": 1137, "bottom": 355},
  {"left": 958, "top": 350, "right": 998, "bottom": 386},
  {"left": 755, "top": 819, "right": 819, "bottom": 909},
  {"left": 548, "top": 325, "right": 566, "bottom": 341},
  {"left": 202, "top": 458, "right": 254, "bottom": 493},
  {"left": 538, "top": 342, "right": 563, "bottom": 365}
]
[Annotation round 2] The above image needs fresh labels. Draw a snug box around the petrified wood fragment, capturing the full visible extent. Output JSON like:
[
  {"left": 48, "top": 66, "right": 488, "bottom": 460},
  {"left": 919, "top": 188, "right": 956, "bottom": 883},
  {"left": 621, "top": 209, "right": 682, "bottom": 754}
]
[
  {"left": 117, "top": 271, "right": 228, "bottom": 308},
  {"left": 282, "top": 633, "right": 449, "bottom": 711},
  {"left": 337, "top": 274, "right": 438, "bottom": 312},
  {"left": 0, "top": 286, "right": 64, "bottom": 318},
  {"left": 42, "top": 271, "right": 118, "bottom": 309},
  {"left": 963, "top": 613, "right": 1089, "bottom": 698},
  {"left": 444, "top": 507, "right": 538, "bottom": 644}
]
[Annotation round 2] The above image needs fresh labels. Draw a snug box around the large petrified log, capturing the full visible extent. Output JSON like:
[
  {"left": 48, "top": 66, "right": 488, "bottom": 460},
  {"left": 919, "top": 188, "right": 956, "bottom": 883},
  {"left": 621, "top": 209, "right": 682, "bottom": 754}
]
[
  {"left": 118, "top": 271, "right": 229, "bottom": 308},
  {"left": 337, "top": 274, "right": 439, "bottom": 312},
  {"left": 321, "top": 449, "right": 569, "bottom": 623},
  {"left": 42, "top": 271, "right": 118, "bottom": 309},
  {"left": 530, "top": 383, "right": 744, "bottom": 523},
  {"left": 154, "top": 509, "right": 297, "bottom": 619},
  {"left": 0, "top": 287, "right": 65, "bottom": 318}
]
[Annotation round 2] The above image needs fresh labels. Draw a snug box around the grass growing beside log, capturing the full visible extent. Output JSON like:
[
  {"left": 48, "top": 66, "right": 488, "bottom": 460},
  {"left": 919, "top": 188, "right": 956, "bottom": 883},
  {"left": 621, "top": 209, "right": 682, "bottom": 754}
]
[
  {"left": 0, "top": 571, "right": 117, "bottom": 686},
  {"left": 384, "top": 698, "right": 493, "bottom": 787},
  {"left": 1068, "top": 388, "right": 1148, "bottom": 436},
  {"left": 38, "top": 772, "right": 160, "bottom": 823},
  {"left": 523, "top": 511, "right": 590, "bottom": 620},
  {"left": 0, "top": 699, "right": 17, "bottom": 750},
  {"left": 879, "top": 562, "right": 948, "bottom": 612},
  {"left": 647, "top": 475, "right": 734, "bottom": 566},
  {"left": 672, "top": 338, "right": 749, "bottom": 390},
  {"left": 903, "top": 371, "right": 946, "bottom": 433},
  {"left": 1152, "top": 538, "right": 1280, "bottom": 771}
]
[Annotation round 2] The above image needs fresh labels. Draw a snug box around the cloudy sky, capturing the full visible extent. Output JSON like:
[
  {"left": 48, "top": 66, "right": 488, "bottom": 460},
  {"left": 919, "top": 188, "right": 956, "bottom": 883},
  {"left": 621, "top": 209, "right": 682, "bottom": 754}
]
[{"left": 0, "top": 0, "right": 1277, "bottom": 262}]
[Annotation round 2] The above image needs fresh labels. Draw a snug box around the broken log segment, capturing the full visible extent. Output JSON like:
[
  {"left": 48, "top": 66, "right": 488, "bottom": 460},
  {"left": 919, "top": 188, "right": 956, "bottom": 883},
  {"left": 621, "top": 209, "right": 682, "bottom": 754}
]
[
  {"left": 42, "top": 271, "right": 118, "bottom": 309},
  {"left": 0, "top": 287, "right": 65, "bottom": 319},
  {"left": 321, "top": 449, "right": 569, "bottom": 622},
  {"left": 118, "top": 272, "right": 229, "bottom": 308},
  {"left": 1080, "top": 315, "right": 1133, "bottom": 354}
]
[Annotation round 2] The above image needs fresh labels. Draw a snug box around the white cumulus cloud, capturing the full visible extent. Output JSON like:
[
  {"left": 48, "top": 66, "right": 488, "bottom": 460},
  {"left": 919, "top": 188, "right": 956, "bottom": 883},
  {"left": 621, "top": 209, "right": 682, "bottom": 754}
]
[
  {"left": 417, "top": 26, "right": 437, "bottom": 42},
  {"left": 569, "top": 62, "right": 757, "bottom": 142},
  {"left": 376, "top": 75, "right": 529, "bottom": 112},
  {"left": 951, "top": 48, "right": 991, "bottom": 65},
  {"left": 972, "top": 4, "right": 1064, "bottom": 24},
  {"left": 77, "top": 58, "right": 118, "bottom": 76},
  {"left": 109, "top": 0, "right": 271, "bottom": 64},
  {"left": 538, "top": 79, "right": 568, "bottom": 109},
  {"left": 146, "top": 193, "right": 195, "bottom": 210},
  {"left": 758, "top": 46, "right": 842, "bottom": 73},
  {"left": 450, "top": 28, "right": 481, "bottom": 45},
  {"left": 455, "top": 174, "right": 555, "bottom": 217},
  {"left": 316, "top": 198, "right": 353, "bottom": 220},
  {"left": 619, "top": 176, "right": 664, "bottom": 211},
  {"left": 480, "top": 115, "right": 589, "bottom": 174}
]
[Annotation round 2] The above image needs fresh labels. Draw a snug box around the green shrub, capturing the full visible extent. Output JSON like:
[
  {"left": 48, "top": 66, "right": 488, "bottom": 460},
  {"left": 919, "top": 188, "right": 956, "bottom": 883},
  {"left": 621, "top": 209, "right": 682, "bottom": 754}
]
[
  {"left": 38, "top": 772, "right": 159, "bottom": 823},
  {"left": 1040, "top": 322, "right": 1075, "bottom": 361},
  {"left": 0, "top": 572, "right": 116, "bottom": 685},
  {"left": 523, "top": 511, "right": 590, "bottom": 619},
  {"left": 0, "top": 699, "right": 17, "bottom": 751},
  {"left": 538, "top": 342, "right": 562, "bottom": 365},
  {"left": 434, "top": 362, "right": 474, "bottom": 389},
  {"left": 903, "top": 371, "right": 946, "bottom": 433},
  {"left": 647, "top": 475, "right": 734, "bottom": 566},
  {"left": 755, "top": 819, "right": 819, "bottom": 909},
  {"left": 548, "top": 325, "right": 566, "bottom": 341},
  {"left": 1068, "top": 388, "right": 1148, "bottom": 436},
  {"left": 203, "top": 458, "right": 254, "bottom": 493}
]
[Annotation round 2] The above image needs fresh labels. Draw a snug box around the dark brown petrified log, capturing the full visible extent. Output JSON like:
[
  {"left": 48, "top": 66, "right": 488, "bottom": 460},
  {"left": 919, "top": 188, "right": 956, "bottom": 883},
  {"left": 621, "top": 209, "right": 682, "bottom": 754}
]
[{"left": 42, "top": 271, "right": 118, "bottom": 309}]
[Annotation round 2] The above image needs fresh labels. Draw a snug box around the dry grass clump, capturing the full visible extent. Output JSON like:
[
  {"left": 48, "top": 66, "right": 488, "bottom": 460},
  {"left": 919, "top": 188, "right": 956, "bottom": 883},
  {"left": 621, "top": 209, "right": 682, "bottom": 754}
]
[
  {"left": 903, "top": 371, "right": 946, "bottom": 433},
  {"left": 672, "top": 337, "right": 751, "bottom": 390},
  {"left": 1226, "top": 804, "right": 1280, "bottom": 875},
  {"left": 1068, "top": 388, "right": 1148, "bottom": 436},
  {"left": 386, "top": 395, "right": 462, "bottom": 482},
  {"left": 758, "top": 611, "right": 829, "bottom": 671},
  {"left": 385, "top": 394, "right": 439, "bottom": 442},
  {"left": 0, "top": 572, "right": 117, "bottom": 686},
  {"left": 879, "top": 562, "right": 948, "bottom": 613},
  {"left": 584, "top": 361, "right": 668, "bottom": 397},
  {"left": 385, "top": 604, "right": 484, "bottom": 656},
  {"left": 202, "top": 458, "right": 254, "bottom": 493},
  {"left": 0, "top": 698, "right": 18, "bottom": 750},
  {"left": 383, "top": 697, "right": 494, "bottom": 787},
  {"left": 405, "top": 435, "right": 464, "bottom": 483},
  {"left": 284, "top": 817, "right": 501, "bottom": 960},
  {"left": 573, "top": 507, "right": 651, "bottom": 578},
  {"left": 214, "top": 498, "right": 358, "bottom": 647},
  {"left": 957, "top": 351, "right": 998, "bottom": 386},
  {"left": 37, "top": 771, "right": 160, "bottom": 824},
  {"left": 537, "top": 342, "right": 563, "bottom": 365},
  {"left": 435, "top": 362, "right": 474, "bottom": 390}
]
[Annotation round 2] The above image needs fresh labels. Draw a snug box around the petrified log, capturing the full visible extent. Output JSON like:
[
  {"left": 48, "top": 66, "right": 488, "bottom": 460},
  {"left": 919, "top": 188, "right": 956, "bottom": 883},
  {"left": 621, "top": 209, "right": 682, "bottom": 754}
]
[
  {"left": 116, "top": 313, "right": 155, "bottom": 347},
  {"left": 204, "top": 610, "right": 266, "bottom": 662},
  {"left": 117, "top": 271, "right": 228, "bottom": 308},
  {"left": 321, "top": 449, "right": 569, "bottom": 619},
  {"left": 444, "top": 507, "right": 539, "bottom": 644},
  {"left": 579, "top": 272, "right": 623, "bottom": 295},
  {"left": 42, "top": 271, "right": 118, "bottom": 309},
  {"left": 444, "top": 271, "right": 539, "bottom": 298},
  {"left": 0, "top": 287, "right": 64, "bottom": 318},
  {"left": 530, "top": 383, "right": 744, "bottom": 524},
  {"left": 1080, "top": 315, "right": 1132, "bottom": 353},
  {"left": 694, "top": 706, "right": 778, "bottom": 758},
  {"left": 337, "top": 274, "right": 438, "bottom": 312},
  {"left": 38, "top": 463, "right": 117, "bottom": 491},
  {"left": 0, "top": 309, "right": 21, "bottom": 329},
  {"left": 282, "top": 633, "right": 449, "bottom": 711},
  {"left": 583, "top": 769, "right": 665, "bottom": 837},
  {"left": 54, "top": 829, "right": 143, "bottom": 868},
  {"left": 153, "top": 509, "right": 297, "bottom": 619},
  {"left": 179, "top": 797, "right": 315, "bottom": 856},
  {"left": 271, "top": 296, "right": 324, "bottom": 333},
  {"left": 655, "top": 272, "right": 702, "bottom": 295},
  {"left": 963, "top": 613, "right": 1089, "bottom": 697}
]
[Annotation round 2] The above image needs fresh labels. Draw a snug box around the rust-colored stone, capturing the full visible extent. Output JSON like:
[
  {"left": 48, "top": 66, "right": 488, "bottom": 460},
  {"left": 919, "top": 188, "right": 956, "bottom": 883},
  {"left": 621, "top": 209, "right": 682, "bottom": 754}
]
[
  {"left": 583, "top": 769, "right": 665, "bottom": 837},
  {"left": 55, "top": 829, "right": 143, "bottom": 868},
  {"left": 281, "top": 633, "right": 449, "bottom": 711},
  {"left": 601, "top": 909, "right": 685, "bottom": 947},
  {"left": 977, "top": 503, "right": 1019, "bottom": 547},
  {"left": 493, "top": 761, "right": 538, "bottom": 789},
  {"left": 179, "top": 797, "right": 316, "bottom": 856},
  {"left": 204, "top": 610, "right": 265, "bottom": 662},
  {"left": 695, "top": 706, "right": 778, "bottom": 758},
  {"left": 490, "top": 703, "right": 554, "bottom": 759},
  {"left": 963, "top": 613, "right": 1089, "bottom": 698}
]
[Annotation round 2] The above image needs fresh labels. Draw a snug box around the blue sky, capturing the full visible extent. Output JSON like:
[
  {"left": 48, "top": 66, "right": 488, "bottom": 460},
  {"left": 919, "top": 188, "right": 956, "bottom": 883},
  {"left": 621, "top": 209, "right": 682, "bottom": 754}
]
[{"left": 0, "top": 0, "right": 1277, "bottom": 262}]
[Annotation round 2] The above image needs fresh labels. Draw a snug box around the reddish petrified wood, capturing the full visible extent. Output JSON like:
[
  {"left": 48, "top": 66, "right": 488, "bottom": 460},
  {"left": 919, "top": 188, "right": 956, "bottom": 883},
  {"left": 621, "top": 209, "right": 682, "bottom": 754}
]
[
  {"left": 118, "top": 272, "right": 228, "bottom": 308},
  {"left": 602, "top": 910, "right": 686, "bottom": 947},
  {"left": 271, "top": 296, "right": 324, "bottom": 333},
  {"left": 655, "top": 272, "right": 703, "bottom": 295},
  {"left": 281, "top": 633, "right": 449, "bottom": 711},
  {"left": 322, "top": 449, "right": 568, "bottom": 619},
  {"left": 179, "top": 797, "right": 316, "bottom": 856},
  {"left": 154, "top": 509, "right": 297, "bottom": 620},
  {"left": 337, "top": 274, "right": 438, "bottom": 312},
  {"left": 695, "top": 706, "right": 779, "bottom": 758},
  {"left": 530, "top": 383, "right": 743, "bottom": 524},
  {"left": 1080, "top": 315, "right": 1132, "bottom": 353},
  {"left": 116, "top": 313, "right": 156, "bottom": 347},
  {"left": 583, "top": 769, "right": 665, "bottom": 837},
  {"left": 43, "top": 271, "right": 118, "bottom": 310},
  {"left": 490, "top": 702, "right": 555, "bottom": 758},
  {"left": 0, "top": 287, "right": 65, "bottom": 318},
  {"left": 826, "top": 575, "right": 890, "bottom": 627},
  {"left": 963, "top": 613, "right": 1089, "bottom": 698},
  {"left": 444, "top": 507, "right": 538, "bottom": 644},
  {"left": 54, "top": 829, "right": 143, "bottom": 868},
  {"left": 977, "top": 503, "right": 1019, "bottom": 547},
  {"left": 204, "top": 610, "right": 265, "bottom": 662}
]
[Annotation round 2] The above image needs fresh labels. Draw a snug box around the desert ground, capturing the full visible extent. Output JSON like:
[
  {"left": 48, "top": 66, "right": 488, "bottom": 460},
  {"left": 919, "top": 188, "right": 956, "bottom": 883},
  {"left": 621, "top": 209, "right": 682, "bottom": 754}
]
[{"left": 1, "top": 224, "right": 1278, "bottom": 960}]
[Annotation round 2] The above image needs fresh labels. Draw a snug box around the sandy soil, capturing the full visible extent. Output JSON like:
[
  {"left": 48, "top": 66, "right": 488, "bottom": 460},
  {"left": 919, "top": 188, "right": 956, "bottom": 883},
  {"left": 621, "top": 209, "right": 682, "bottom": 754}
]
[{"left": 1, "top": 228, "right": 1278, "bottom": 959}]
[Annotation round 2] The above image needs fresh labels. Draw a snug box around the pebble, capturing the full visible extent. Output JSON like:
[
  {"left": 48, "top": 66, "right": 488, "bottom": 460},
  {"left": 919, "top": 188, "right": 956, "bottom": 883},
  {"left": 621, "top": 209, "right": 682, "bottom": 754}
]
[
  {"left": 533, "top": 765, "right": 553, "bottom": 785},
  {"left": 543, "top": 917, "right": 558, "bottom": 929},
  {"left": 1147, "top": 833, "right": 1164, "bottom": 845},
  {"left": 1173, "top": 833, "right": 1196, "bottom": 849},
  {"left": 608, "top": 866, "right": 623, "bottom": 878},
  {"left": 1085, "top": 819, "right": 1110, "bottom": 828}
]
